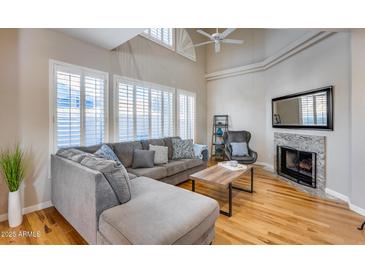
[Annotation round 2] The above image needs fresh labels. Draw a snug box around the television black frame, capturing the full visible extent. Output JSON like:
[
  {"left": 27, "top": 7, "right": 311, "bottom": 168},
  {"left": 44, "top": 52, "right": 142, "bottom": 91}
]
[{"left": 272, "top": 86, "right": 334, "bottom": 130}]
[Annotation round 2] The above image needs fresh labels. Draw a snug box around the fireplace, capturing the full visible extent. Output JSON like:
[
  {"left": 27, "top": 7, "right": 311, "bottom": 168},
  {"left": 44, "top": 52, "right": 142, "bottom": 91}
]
[{"left": 277, "top": 146, "right": 317, "bottom": 188}]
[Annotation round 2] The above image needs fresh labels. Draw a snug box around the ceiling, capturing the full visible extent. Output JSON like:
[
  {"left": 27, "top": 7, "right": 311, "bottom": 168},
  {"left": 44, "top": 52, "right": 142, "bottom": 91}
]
[{"left": 57, "top": 28, "right": 145, "bottom": 50}]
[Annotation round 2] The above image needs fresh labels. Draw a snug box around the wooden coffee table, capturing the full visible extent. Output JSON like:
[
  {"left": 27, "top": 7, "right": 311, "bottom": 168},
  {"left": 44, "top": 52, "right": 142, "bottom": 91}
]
[{"left": 189, "top": 164, "right": 254, "bottom": 217}]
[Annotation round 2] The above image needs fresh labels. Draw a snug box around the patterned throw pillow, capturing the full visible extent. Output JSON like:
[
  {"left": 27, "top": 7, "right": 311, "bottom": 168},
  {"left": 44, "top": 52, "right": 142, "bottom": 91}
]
[
  {"left": 95, "top": 144, "right": 122, "bottom": 166},
  {"left": 172, "top": 139, "right": 195, "bottom": 160},
  {"left": 149, "top": 144, "right": 168, "bottom": 164}
]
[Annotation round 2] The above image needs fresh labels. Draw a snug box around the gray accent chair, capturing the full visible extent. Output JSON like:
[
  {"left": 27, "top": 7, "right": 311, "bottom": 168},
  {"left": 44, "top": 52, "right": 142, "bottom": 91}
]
[
  {"left": 51, "top": 137, "right": 219, "bottom": 245},
  {"left": 223, "top": 130, "right": 258, "bottom": 164}
]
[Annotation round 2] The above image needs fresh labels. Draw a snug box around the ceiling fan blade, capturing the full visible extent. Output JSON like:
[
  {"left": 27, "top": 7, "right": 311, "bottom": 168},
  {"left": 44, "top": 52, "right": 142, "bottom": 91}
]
[
  {"left": 222, "top": 39, "right": 244, "bottom": 44},
  {"left": 184, "top": 40, "right": 213, "bottom": 50},
  {"left": 221, "top": 28, "right": 236, "bottom": 38},
  {"left": 215, "top": 42, "right": 221, "bottom": 53},
  {"left": 197, "top": 29, "right": 212, "bottom": 39}
]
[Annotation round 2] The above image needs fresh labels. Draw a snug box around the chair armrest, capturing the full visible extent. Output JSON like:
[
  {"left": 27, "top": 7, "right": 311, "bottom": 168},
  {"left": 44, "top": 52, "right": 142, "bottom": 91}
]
[{"left": 250, "top": 150, "right": 258, "bottom": 162}]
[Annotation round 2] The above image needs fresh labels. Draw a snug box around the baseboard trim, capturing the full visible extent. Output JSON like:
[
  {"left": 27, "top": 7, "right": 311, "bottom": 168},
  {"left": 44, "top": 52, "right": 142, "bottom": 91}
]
[
  {"left": 325, "top": 188, "right": 365, "bottom": 217},
  {"left": 256, "top": 161, "right": 274, "bottom": 172},
  {"left": 325, "top": 188, "right": 349, "bottom": 202},
  {"left": 0, "top": 200, "right": 53, "bottom": 222}
]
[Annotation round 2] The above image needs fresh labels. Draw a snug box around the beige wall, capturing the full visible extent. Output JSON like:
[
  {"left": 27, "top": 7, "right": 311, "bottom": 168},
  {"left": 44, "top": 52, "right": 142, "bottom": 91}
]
[{"left": 0, "top": 28, "right": 207, "bottom": 216}]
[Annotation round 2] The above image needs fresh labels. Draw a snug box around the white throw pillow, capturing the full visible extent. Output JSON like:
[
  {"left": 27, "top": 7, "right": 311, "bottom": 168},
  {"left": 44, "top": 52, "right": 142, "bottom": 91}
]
[
  {"left": 230, "top": 142, "right": 249, "bottom": 157},
  {"left": 149, "top": 144, "right": 169, "bottom": 164}
]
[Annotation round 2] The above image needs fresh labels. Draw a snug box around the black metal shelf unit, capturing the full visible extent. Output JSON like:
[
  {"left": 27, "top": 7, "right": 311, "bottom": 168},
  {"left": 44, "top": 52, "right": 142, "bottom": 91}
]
[{"left": 211, "top": 115, "right": 229, "bottom": 160}]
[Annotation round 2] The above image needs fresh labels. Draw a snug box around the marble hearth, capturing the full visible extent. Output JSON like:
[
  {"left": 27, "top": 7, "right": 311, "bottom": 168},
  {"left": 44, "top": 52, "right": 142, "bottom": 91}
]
[{"left": 274, "top": 132, "right": 327, "bottom": 198}]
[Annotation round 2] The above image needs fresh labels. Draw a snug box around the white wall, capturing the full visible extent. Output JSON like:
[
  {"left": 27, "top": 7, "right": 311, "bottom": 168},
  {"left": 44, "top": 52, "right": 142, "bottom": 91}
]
[
  {"left": 264, "top": 32, "right": 351, "bottom": 195},
  {"left": 206, "top": 72, "right": 267, "bottom": 162},
  {"left": 350, "top": 29, "right": 365, "bottom": 211},
  {"left": 206, "top": 32, "right": 352, "bottom": 197}
]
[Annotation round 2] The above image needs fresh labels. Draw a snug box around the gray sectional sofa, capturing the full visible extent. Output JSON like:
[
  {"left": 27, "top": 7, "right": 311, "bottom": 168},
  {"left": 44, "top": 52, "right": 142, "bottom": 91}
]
[{"left": 51, "top": 137, "right": 219, "bottom": 245}]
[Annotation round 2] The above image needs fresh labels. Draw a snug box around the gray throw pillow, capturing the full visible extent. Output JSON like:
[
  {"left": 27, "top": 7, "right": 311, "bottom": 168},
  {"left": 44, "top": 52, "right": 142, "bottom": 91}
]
[
  {"left": 80, "top": 155, "right": 131, "bottom": 204},
  {"left": 94, "top": 144, "right": 122, "bottom": 166},
  {"left": 132, "top": 149, "right": 155, "bottom": 168},
  {"left": 230, "top": 142, "right": 249, "bottom": 156},
  {"left": 172, "top": 139, "right": 195, "bottom": 160},
  {"left": 149, "top": 144, "right": 168, "bottom": 164}
]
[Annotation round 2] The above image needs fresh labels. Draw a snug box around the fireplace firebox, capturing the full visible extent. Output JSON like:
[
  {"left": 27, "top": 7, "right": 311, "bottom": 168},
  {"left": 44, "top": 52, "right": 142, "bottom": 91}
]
[{"left": 277, "top": 146, "right": 317, "bottom": 188}]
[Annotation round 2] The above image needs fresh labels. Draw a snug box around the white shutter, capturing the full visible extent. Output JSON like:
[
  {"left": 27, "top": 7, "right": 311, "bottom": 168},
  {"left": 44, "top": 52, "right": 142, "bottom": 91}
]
[
  {"left": 177, "top": 90, "right": 196, "bottom": 141},
  {"left": 163, "top": 91, "right": 174, "bottom": 137},
  {"left": 135, "top": 85, "right": 149, "bottom": 140},
  {"left": 84, "top": 75, "right": 105, "bottom": 146},
  {"left": 143, "top": 28, "right": 174, "bottom": 48},
  {"left": 53, "top": 61, "right": 108, "bottom": 151},
  {"left": 115, "top": 76, "right": 175, "bottom": 141},
  {"left": 56, "top": 70, "right": 81, "bottom": 148},
  {"left": 151, "top": 89, "right": 163, "bottom": 138},
  {"left": 118, "top": 82, "right": 135, "bottom": 141}
]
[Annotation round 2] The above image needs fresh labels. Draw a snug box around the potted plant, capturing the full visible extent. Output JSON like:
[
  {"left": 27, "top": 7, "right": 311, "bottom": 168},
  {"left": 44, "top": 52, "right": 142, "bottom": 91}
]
[{"left": 0, "top": 145, "right": 24, "bottom": 227}]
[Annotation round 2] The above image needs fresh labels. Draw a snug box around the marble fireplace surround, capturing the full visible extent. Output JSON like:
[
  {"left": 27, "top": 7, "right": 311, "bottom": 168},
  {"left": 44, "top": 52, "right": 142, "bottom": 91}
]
[{"left": 274, "top": 132, "right": 327, "bottom": 197}]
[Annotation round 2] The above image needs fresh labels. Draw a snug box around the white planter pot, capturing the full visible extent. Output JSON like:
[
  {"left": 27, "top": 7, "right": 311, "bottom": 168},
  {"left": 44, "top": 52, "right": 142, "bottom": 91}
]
[{"left": 8, "top": 189, "right": 23, "bottom": 227}]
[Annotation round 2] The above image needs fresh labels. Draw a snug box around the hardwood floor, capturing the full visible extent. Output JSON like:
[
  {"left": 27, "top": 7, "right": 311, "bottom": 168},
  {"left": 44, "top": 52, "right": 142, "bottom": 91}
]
[{"left": 1, "top": 163, "right": 365, "bottom": 244}]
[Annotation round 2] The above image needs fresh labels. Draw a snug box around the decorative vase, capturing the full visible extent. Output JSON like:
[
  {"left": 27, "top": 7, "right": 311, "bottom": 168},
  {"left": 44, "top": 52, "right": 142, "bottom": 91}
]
[
  {"left": 216, "top": 127, "right": 223, "bottom": 136},
  {"left": 8, "top": 189, "right": 23, "bottom": 227}
]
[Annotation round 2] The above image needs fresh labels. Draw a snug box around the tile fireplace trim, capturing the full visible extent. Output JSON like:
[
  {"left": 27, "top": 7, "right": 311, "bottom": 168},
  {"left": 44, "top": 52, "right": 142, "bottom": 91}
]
[{"left": 274, "top": 132, "right": 326, "bottom": 196}]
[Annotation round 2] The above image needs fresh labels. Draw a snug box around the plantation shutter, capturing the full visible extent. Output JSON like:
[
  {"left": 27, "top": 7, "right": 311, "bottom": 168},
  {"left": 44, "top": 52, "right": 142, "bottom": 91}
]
[
  {"left": 84, "top": 75, "right": 106, "bottom": 146},
  {"left": 177, "top": 90, "right": 196, "bottom": 141},
  {"left": 55, "top": 70, "right": 81, "bottom": 148},
  {"left": 53, "top": 63, "right": 108, "bottom": 151},
  {"left": 115, "top": 77, "right": 175, "bottom": 141},
  {"left": 143, "top": 28, "right": 174, "bottom": 47}
]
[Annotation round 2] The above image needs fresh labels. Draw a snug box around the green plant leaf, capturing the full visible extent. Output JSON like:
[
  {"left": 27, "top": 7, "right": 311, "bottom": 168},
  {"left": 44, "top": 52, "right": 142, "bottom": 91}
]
[{"left": 0, "top": 144, "right": 24, "bottom": 192}]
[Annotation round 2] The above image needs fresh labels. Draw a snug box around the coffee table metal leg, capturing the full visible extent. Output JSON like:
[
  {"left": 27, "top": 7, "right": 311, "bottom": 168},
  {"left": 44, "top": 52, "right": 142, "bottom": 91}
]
[
  {"left": 220, "top": 183, "right": 232, "bottom": 217},
  {"left": 232, "top": 167, "right": 254, "bottom": 193},
  {"left": 192, "top": 180, "right": 195, "bottom": 192}
]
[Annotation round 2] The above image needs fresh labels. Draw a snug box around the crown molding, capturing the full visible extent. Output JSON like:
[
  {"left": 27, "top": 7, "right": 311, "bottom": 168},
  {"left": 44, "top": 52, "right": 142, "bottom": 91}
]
[{"left": 205, "top": 31, "right": 334, "bottom": 81}]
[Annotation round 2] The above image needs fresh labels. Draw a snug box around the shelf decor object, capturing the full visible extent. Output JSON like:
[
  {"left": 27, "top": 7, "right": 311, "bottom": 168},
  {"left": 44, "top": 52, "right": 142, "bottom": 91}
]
[{"left": 211, "top": 115, "right": 229, "bottom": 160}]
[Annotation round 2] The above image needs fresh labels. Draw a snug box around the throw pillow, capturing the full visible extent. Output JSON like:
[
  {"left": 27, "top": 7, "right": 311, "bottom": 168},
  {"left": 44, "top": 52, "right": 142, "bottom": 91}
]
[
  {"left": 94, "top": 144, "right": 122, "bottom": 166},
  {"left": 149, "top": 144, "right": 168, "bottom": 164},
  {"left": 132, "top": 149, "right": 155, "bottom": 168},
  {"left": 172, "top": 139, "right": 195, "bottom": 160},
  {"left": 230, "top": 142, "right": 249, "bottom": 157},
  {"left": 80, "top": 155, "right": 131, "bottom": 204}
]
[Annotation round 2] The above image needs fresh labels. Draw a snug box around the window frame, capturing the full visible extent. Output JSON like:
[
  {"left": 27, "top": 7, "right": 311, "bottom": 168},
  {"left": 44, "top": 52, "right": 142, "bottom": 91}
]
[
  {"left": 49, "top": 59, "right": 109, "bottom": 153},
  {"left": 113, "top": 75, "right": 176, "bottom": 142}
]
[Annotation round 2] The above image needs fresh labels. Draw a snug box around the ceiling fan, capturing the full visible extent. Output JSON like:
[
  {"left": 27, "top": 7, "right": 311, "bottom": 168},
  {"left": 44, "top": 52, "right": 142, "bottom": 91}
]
[{"left": 192, "top": 28, "right": 244, "bottom": 53}]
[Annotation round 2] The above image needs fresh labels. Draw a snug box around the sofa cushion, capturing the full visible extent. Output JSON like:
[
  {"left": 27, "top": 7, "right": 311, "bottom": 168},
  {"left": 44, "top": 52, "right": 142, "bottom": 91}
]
[
  {"left": 113, "top": 141, "right": 142, "bottom": 168},
  {"left": 56, "top": 148, "right": 93, "bottom": 163},
  {"left": 181, "top": 158, "right": 204, "bottom": 170},
  {"left": 163, "top": 136, "right": 181, "bottom": 160},
  {"left": 141, "top": 138, "right": 165, "bottom": 150},
  {"left": 172, "top": 139, "right": 195, "bottom": 160},
  {"left": 163, "top": 160, "right": 187, "bottom": 177},
  {"left": 132, "top": 149, "right": 155, "bottom": 168},
  {"left": 80, "top": 155, "right": 131, "bottom": 204},
  {"left": 127, "top": 166, "right": 167, "bottom": 180},
  {"left": 231, "top": 155, "right": 255, "bottom": 162},
  {"left": 98, "top": 176, "right": 219, "bottom": 244}
]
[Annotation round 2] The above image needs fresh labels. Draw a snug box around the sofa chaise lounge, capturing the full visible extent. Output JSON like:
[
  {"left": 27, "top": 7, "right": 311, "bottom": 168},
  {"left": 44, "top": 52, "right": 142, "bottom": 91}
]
[{"left": 51, "top": 137, "right": 219, "bottom": 244}]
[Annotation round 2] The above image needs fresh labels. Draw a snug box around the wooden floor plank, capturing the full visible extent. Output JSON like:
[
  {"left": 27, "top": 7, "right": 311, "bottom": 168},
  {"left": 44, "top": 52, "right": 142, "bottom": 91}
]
[{"left": 0, "top": 163, "right": 364, "bottom": 244}]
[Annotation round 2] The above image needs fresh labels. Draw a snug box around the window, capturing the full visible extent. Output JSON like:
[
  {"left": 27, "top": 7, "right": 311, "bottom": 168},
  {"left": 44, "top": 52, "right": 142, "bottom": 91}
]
[
  {"left": 51, "top": 61, "right": 108, "bottom": 151},
  {"left": 177, "top": 90, "right": 196, "bottom": 141},
  {"left": 143, "top": 28, "right": 174, "bottom": 48},
  {"left": 115, "top": 76, "right": 175, "bottom": 142}
]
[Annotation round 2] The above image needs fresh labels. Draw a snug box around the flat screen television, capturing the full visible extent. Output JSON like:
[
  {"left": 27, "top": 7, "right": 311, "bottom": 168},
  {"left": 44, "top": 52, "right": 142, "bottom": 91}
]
[{"left": 272, "top": 86, "right": 333, "bottom": 130}]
